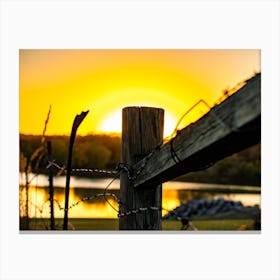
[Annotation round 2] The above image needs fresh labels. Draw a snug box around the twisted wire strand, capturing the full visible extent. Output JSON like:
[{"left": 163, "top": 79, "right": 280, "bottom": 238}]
[
  {"left": 102, "top": 173, "right": 120, "bottom": 213},
  {"left": 47, "top": 160, "right": 120, "bottom": 176},
  {"left": 45, "top": 97, "right": 234, "bottom": 183},
  {"left": 21, "top": 83, "right": 250, "bottom": 230}
]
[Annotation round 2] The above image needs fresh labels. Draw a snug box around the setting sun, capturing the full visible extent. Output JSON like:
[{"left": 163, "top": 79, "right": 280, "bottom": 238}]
[
  {"left": 99, "top": 110, "right": 123, "bottom": 134},
  {"left": 19, "top": 49, "right": 260, "bottom": 136},
  {"left": 99, "top": 108, "right": 177, "bottom": 138}
]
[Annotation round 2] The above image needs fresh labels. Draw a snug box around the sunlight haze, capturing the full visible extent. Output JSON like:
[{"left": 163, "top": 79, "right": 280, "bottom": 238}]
[{"left": 19, "top": 49, "right": 260, "bottom": 137}]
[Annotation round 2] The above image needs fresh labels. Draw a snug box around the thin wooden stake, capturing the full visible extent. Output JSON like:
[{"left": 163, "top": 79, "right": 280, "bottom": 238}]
[
  {"left": 24, "top": 159, "right": 30, "bottom": 230},
  {"left": 47, "top": 141, "right": 55, "bottom": 230},
  {"left": 63, "top": 110, "right": 89, "bottom": 230}
]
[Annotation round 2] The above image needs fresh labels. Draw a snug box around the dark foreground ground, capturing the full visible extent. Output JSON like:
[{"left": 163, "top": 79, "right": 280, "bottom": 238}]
[{"left": 20, "top": 217, "right": 259, "bottom": 231}]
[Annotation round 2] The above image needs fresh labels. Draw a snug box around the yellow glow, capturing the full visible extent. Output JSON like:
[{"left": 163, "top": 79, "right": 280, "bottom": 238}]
[
  {"left": 20, "top": 49, "right": 260, "bottom": 136},
  {"left": 162, "top": 189, "right": 181, "bottom": 216},
  {"left": 20, "top": 185, "right": 182, "bottom": 219},
  {"left": 98, "top": 110, "right": 122, "bottom": 134},
  {"left": 20, "top": 186, "right": 119, "bottom": 219},
  {"left": 20, "top": 185, "right": 260, "bottom": 219},
  {"left": 99, "top": 109, "right": 177, "bottom": 138}
]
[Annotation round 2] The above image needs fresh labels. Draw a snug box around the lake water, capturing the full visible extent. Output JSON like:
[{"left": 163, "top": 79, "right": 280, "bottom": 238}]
[{"left": 19, "top": 173, "right": 261, "bottom": 219}]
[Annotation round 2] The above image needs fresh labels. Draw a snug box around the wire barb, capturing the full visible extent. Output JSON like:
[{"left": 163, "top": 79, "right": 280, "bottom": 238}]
[
  {"left": 118, "top": 206, "right": 161, "bottom": 218},
  {"left": 47, "top": 160, "right": 119, "bottom": 176},
  {"left": 22, "top": 88, "right": 246, "bottom": 229}
]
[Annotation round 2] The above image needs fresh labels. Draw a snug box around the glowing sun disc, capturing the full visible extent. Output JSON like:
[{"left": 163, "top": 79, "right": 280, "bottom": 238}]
[{"left": 98, "top": 110, "right": 177, "bottom": 138}]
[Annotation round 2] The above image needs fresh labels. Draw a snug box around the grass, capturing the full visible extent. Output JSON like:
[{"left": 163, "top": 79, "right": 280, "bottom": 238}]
[
  {"left": 163, "top": 219, "right": 255, "bottom": 231},
  {"left": 20, "top": 218, "right": 257, "bottom": 231}
]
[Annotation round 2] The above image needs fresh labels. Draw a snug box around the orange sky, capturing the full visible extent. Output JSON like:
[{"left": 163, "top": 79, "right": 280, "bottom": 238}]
[{"left": 19, "top": 49, "right": 260, "bottom": 138}]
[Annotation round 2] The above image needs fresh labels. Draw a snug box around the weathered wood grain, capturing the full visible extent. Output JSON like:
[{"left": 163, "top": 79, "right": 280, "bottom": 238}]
[
  {"left": 119, "top": 107, "right": 164, "bottom": 230},
  {"left": 133, "top": 73, "right": 261, "bottom": 188}
]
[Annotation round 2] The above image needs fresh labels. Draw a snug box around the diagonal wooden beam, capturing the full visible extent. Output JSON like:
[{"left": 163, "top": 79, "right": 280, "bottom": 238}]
[{"left": 132, "top": 74, "right": 261, "bottom": 188}]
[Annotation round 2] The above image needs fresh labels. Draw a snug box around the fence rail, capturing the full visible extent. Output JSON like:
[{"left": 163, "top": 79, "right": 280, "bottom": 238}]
[
  {"left": 132, "top": 73, "right": 261, "bottom": 188},
  {"left": 19, "top": 73, "right": 261, "bottom": 231},
  {"left": 119, "top": 73, "right": 261, "bottom": 229}
]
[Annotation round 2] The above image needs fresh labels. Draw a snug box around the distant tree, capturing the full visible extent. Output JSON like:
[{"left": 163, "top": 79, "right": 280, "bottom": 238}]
[
  {"left": 72, "top": 141, "right": 112, "bottom": 169},
  {"left": 20, "top": 134, "right": 260, "bottom": 185},
  {"left": 177, "top": 144, "right": 261, "bottom": 186}
]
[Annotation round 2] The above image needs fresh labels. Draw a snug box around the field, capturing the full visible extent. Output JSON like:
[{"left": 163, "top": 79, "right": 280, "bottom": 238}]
[{"left": 21, "top": 218, "right": 257, "bottom": 231}]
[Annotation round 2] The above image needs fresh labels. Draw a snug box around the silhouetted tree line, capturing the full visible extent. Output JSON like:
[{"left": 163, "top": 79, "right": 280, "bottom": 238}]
[
  {"left": 19, "top": 134, "right": 121, "bottom": 176},
  {"left": 177, "top": 143, "right": 261, "bottom": 186},
  {"left": 19, "top": 134, "right": 260, "bottom": 185}
]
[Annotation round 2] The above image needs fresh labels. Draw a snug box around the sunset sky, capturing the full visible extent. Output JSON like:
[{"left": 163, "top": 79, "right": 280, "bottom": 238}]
[{"left": 19, "top": 49, "right": 260, "bottom": 138}]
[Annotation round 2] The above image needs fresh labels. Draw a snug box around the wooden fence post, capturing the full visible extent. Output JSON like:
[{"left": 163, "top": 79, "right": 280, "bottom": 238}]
[{"left": 119, "top": 107, "right": 164, "bottom": 230}]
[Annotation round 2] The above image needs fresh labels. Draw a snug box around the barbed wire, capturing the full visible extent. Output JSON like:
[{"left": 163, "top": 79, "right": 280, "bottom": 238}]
[
  {"left": 118, "top": 206, "right": 161, "bottom": 218},
  {"left": 103, "top": 173, "right": 121, "bottom": 213},
  {"left": 46, "top": 160, "right": 120, "bottom": 176},
  {"left": 21, "top": 80, "right": 253, "bottom": 230},
  {"left": 46, "top": 159, "right": 138, "bottom": 186},
  {"left": 45, "top": 87, "right": 242, "bottom": 184},
  {"left": 50, "top": 175, "right": 162, "bottom": 219},
  {"left": 54, "top": 192, "right": 120, "bottom": 211},
  {"left": 114, "top": 100, "right": 209, "bottom": 179},
  {"left": 40, "top": 95, "right": 237, "bottom": 222},
  {"left": 45, "top": 160, "right": 163, "bottom": 218},
  {"left": 71, "top": 168, "right": 118, "bottom": 175},
  {"left": 21, "top": 170, "right": 193, "bottom": 229},
  {"left": 124, "top": 93, "right": 243, "bottom": 179},
  {"left": 21, "top": 161, "right": 193, "bottom": 229}
]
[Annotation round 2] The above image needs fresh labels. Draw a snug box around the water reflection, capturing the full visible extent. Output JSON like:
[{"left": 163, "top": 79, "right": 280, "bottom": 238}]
[
  {"left": 20, "top": 186, "right": 119, "bottom": 218},
  {"left": 19, "top": 178, "right": 260, "bottom": 219},
  {"left": 20, "top": 173, "right": 261, "bottom": 191}
]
